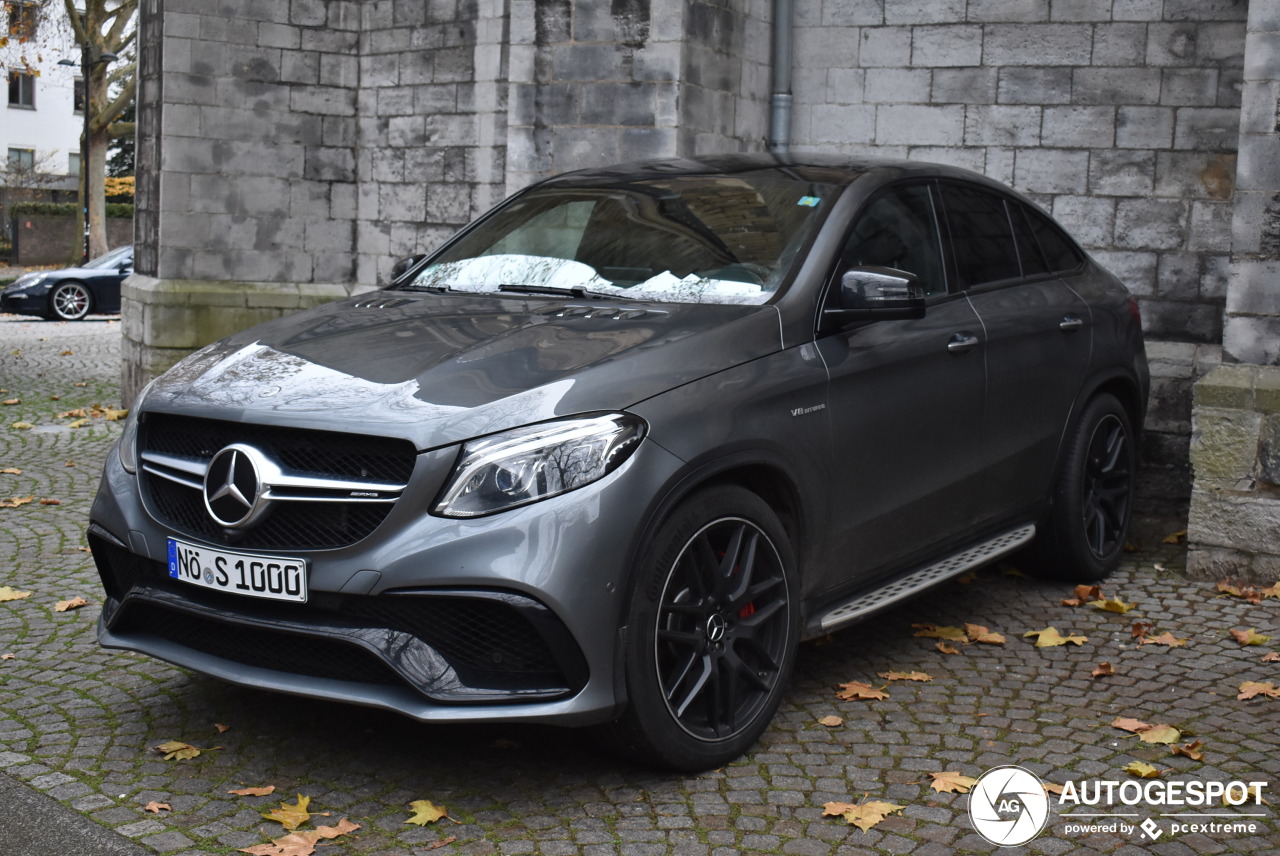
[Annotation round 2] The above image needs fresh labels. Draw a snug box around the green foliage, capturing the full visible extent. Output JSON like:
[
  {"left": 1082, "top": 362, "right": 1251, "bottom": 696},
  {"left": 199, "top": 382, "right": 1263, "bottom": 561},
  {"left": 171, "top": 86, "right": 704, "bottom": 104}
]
[{"left": 9, "top": 202, "right": 134, "bottom": 218}]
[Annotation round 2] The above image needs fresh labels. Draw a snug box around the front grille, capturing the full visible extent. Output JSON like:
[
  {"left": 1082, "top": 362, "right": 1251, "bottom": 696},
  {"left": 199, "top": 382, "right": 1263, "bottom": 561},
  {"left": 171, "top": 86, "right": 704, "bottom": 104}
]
[
  {"left": 143, "top": 413, "right": 415, "bottom": 483},
  {"left": 146, "top": 476, "right": 393, "bottom": 550},
  {"left": 139, "top": 414, "right": 415, "bottom": 550}
]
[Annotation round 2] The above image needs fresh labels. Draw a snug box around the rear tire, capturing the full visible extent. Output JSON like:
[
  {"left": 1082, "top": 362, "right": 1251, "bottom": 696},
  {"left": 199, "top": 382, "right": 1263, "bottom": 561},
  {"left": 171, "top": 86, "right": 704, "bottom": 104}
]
[
  {"left": 1030, "top": 393, "right": 1135, "bottom": 581},
  {"left": 598, "top": 485, "right": 799, "bottom": 771}
]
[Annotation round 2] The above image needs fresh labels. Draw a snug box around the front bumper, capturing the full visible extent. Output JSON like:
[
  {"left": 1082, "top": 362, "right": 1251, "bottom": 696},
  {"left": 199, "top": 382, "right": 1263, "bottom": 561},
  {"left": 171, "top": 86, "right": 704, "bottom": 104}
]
[{"left": 88, "top": 433, "right": 685, "bottom": 726}]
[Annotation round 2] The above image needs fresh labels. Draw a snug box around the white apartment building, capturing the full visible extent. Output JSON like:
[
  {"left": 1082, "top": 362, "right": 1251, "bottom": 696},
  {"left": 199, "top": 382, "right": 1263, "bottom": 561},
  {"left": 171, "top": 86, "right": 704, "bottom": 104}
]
[{"left": 3, "top": 3, "right": 83, "bottom": 201}]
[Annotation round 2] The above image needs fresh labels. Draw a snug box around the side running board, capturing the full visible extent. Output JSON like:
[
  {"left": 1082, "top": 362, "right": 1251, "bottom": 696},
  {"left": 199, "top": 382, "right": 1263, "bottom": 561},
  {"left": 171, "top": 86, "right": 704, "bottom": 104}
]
[{"left": 815, "top": 524, "right": 1036, "bottom": 634}]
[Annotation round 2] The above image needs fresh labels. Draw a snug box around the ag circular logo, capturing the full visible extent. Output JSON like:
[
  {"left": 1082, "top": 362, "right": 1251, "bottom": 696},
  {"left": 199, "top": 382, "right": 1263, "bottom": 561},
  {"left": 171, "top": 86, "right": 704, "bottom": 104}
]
[{"left": 968, "top": 765, "right": 1050, "bottom": 846}]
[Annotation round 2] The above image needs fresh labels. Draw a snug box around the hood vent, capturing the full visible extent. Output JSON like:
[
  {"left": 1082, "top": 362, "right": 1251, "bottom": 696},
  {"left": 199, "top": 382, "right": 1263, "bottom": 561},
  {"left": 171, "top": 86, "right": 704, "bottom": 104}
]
[
  {"left": 534, "top": 304, "right": 662, "bottom": 321},
  {"left": 351, "top": 297, "right": 418, "bottom": 310}
]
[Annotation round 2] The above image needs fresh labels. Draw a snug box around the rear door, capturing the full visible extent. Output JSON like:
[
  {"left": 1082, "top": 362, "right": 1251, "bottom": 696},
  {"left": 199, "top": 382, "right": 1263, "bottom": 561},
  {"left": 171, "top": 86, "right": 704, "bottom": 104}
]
[
  {"left": 938, "top": 183, "right": 1092, "bottom": 523},
  {"left": 815, "top": 182, "right": 987, "bottom": 589}
]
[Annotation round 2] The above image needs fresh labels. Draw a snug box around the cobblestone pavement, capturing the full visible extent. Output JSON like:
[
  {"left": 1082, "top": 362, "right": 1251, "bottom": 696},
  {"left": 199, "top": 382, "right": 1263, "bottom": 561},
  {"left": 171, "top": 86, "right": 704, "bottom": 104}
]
[{"left": 1, "top": 315, "right": 1278, "bottom": 856}]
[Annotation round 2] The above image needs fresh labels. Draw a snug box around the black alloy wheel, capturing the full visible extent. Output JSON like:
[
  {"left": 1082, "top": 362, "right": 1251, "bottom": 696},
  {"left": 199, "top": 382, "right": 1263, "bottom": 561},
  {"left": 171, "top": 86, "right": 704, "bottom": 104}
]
[
  {"left": 49, "top": 281, "right": 92, "bottom": 321},
  {"left": 600, "top": 485, "right": 798, "bottom": 770},
  {"left": 1030, "top": 393, "right": 1135, "bottom": 581},
  {"left": 1081, "top": 412, "right": 1131, "bottom": 560},
  {"left": 655, "top": 516, "right": 791, "bottom": 741}
]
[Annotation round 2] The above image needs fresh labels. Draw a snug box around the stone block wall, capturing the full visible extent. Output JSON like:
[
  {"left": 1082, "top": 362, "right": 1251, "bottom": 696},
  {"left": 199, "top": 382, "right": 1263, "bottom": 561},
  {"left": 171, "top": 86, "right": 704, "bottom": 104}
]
[
  {"left": 1187, "top": 364, "right": 1280, "bottom": 581},
  {"left": 1221, "top": 2, "right": 1280, "bottom": 364},
  {"left": 788, "top": 0, "right": 1247, "bottom": 345}
]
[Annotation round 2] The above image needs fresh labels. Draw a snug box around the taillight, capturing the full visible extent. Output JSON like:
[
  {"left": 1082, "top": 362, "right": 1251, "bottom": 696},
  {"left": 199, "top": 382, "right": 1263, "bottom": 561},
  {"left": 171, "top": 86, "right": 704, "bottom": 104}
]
[{"left": 1128, "top": 296, "right": 1141, "bottom": 326}]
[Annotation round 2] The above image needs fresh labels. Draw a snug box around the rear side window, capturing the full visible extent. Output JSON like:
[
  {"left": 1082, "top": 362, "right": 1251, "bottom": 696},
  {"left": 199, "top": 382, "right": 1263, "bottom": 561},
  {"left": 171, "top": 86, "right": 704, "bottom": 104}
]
[
  {"left": 940, "top": 184, "right": 1019, "bottom": 287},
  {"left": 1023, "top": 204, "right": 1085, "bottom": 273},
  {"left": 1011, "top": 206, "right": 1049, "bottom": 277}
]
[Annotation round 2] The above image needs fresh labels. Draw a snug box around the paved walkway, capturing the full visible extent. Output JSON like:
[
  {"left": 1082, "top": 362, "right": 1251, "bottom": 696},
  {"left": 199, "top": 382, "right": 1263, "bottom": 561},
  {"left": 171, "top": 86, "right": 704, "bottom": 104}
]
[{"left": 0, "top": 314, "right": 1277, "bottom": 855}]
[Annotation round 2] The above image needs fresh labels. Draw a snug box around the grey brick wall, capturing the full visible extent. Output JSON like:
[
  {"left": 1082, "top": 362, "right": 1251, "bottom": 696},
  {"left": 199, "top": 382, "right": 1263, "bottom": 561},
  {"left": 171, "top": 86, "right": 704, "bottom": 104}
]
[
  {"left": 1222, "top": 1, "right": 1280, "bottom": 364},
  {"left": 146, "top": 0, "right": 361, "bottom": 288},
  {"left": 789, "top": 0, "right": 1248, "bottom": 344}
]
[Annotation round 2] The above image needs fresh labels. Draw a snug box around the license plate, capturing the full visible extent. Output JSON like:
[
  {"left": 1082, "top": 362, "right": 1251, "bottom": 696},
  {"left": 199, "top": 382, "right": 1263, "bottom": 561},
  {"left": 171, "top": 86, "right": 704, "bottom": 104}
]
[{"left": 167, "top": 539, "right": 307, "bottom": 603}]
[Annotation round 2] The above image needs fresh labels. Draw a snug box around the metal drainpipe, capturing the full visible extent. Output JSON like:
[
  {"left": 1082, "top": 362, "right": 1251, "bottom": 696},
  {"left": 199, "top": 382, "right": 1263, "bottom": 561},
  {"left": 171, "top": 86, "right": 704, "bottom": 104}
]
[{"left": 768, "top": 0, "right": 794, "bottom": 157}]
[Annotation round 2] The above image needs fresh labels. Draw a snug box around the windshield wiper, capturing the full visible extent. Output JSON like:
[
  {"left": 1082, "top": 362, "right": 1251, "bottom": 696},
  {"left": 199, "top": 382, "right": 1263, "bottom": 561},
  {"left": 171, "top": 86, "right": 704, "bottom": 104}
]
[
  {"left": 394, "top": 282, "right": 451, "bottom": 293},
  {"left": 497, "top": 283, "right": 634, "bottom": 300}
]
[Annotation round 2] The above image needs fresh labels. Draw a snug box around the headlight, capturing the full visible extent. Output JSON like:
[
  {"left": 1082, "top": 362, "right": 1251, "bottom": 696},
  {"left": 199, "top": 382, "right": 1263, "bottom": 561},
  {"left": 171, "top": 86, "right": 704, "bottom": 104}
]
[
  {"left": 434, "top": 413, "right": 646, "bottom": 518},
  {"left": 117, "top": 379, "right": 156, "bottom": 474}
]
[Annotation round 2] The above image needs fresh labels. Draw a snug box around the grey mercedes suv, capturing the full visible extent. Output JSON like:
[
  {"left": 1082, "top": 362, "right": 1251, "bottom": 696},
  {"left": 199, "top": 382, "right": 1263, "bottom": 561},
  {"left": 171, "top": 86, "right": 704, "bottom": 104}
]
[{"left": 89, "top": 155, "right": 1148, "bottom": 770}]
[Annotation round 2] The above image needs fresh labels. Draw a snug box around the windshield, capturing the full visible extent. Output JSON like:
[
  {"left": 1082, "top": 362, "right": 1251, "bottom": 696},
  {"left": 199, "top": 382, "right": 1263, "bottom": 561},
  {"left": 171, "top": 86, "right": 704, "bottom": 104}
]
[
  {"left": 84, "top": 246, "right": 131, "bottom": 270},
  {"left": 401, "top": 175, "right": 833, "bottom": 305}
]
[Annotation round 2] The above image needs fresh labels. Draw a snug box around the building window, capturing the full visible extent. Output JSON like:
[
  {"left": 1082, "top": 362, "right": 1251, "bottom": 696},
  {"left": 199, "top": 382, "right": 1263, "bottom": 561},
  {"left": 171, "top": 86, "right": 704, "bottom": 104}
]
[
  {"left": 7, "top": 2, "right": 38, "bottom": 42},
  {"left": 69, "top": 151, "right": 81, "bottom": 176},
  {"left": 8, "top": 148, "right": 36, "bottom": 171},
  {"left": 8, "top": 71, "right": 36, "bottom": 108},
  {"left": 73, "top": 77, "right": 85, "bottom": 113}
]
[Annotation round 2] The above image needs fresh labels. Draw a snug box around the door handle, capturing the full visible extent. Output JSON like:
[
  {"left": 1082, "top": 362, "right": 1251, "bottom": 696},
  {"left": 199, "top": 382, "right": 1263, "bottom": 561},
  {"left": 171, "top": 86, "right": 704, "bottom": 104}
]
[
  {"left": 947, "top": 332, "right": 980, "bottom": 354},
  {"left": 1059, "top": 315, "right": 1084, "bottom": 332}
]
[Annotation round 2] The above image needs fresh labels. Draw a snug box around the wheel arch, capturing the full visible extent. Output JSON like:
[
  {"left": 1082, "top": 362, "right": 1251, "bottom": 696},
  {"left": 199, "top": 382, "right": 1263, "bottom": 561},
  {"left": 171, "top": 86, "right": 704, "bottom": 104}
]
[{"left": 627, "top": 453, "right": 810, "bottom": 586}]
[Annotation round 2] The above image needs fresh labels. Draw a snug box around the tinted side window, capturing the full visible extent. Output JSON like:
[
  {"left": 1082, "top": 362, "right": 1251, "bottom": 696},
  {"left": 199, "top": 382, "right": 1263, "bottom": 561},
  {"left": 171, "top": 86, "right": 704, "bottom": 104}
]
[
  {"left": 840, "top": 184, "right": 947, "bottom": 296},
  {"left": 1023, "top": 204, "right": 1085, "bottom": 273},
  {"left": 941, "top": 184, "right": 1019, "bottom": 287},
  {"left": 1011, "top": 205, "right": 1049, "bottom": 277}
]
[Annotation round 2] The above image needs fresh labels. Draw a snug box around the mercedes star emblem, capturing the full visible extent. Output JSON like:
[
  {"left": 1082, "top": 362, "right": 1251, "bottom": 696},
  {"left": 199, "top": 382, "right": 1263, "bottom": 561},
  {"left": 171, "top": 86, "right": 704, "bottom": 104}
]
[{"left": 203, "top": 444, "right": 266, "bottom": 528}]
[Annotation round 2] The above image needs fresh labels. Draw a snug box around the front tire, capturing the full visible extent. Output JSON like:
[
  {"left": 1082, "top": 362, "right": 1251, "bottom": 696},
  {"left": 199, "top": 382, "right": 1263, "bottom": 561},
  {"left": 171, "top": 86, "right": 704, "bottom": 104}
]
[
  {"left": 1033, "top": 393, "right": 1135, "bottom": 581},
  {"left": 600, "top": 485, "right": 799, "bottom": 771},
  {"left": 48, "top": 281, "right": 93, "bottom": 321}
]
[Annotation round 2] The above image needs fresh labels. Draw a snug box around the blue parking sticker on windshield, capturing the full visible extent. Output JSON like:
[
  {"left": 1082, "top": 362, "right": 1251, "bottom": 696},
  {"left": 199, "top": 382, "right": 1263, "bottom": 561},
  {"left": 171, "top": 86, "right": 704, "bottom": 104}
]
[{"left": 797, "top": 196, "right": 821, "bottom": 207}]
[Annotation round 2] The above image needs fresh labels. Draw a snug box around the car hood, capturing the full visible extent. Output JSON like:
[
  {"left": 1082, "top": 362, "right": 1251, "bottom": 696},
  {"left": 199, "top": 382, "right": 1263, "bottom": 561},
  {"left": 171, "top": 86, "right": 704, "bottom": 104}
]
[{"left": 142, "top": 293, "right": 783, "bottom": 450}]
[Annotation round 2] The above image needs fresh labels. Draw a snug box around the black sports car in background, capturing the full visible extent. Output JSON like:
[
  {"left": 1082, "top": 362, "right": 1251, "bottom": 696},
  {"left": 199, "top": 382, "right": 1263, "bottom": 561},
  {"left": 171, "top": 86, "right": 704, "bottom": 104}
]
[{"left": 1, "top": 246, "right": 133, "bottom": 320}]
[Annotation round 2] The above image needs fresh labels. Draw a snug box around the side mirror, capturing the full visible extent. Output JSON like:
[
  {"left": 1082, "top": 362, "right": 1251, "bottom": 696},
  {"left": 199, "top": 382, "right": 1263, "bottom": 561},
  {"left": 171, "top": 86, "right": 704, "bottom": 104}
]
[
  {"left": 389, "top": 254, "right": 428, "bottom": 284},
  {"left": 825, "top": 266, "right": 927, "bottom": 323}
]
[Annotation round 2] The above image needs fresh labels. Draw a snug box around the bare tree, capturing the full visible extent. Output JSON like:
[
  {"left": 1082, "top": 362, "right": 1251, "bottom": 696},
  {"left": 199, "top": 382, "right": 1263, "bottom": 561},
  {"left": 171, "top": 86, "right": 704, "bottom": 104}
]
[{"left": 64, "top": 0, "right": 136, "bottom": 259}]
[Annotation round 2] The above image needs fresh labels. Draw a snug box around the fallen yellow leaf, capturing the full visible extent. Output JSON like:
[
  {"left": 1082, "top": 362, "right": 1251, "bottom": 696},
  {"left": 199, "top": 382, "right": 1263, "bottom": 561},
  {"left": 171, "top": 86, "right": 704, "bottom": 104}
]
[
  {"left": 1137, "top": 725, "right": 1182, "bottom": 745},
  {"left": 1172, "top": 740, "right": 1205, "bottom": 761},
  {"left": 405, "top": 799, "right": 448, "bottom": 826},
  {"left": 965, "top": 623, "right": 1006, "bottom": 645},
  {"left": 1140, "top": 631, "right": 1188, "bottom": 648},
  {"left": 0, "top": 586, "right": 33, "bottom": 602},
  {"left": 1125, "top": 761, "right": 1161, "bottom": 778},
  {"left": 0, "top": 495, "right": 34, "bottom": 508},
  {"left": 1238, "top": 681, "right": 1280, "bottom": 701},
  {"left": 239, "top": 818, "right": 359, "bottom": 856},
  {"left": 1088, "top": 596, "right": 1136, "bottom": 614},
  {"left": 1091, "top": 662, "right": 1115, "bottom": 678},
  {"left": 229, "top": 786, "right": 276, "bottom": 796},
  {"left": 878, "top": 670, "right": 932, "bottom": 682},
  {"left": 817, "top": 715, "right": 843, "bottom": 727},
  {"left": 155, "top": 740, "right": 202, "bottom": 761},
  {"left": 928, "top": 770, "right": 978, "bottom": 794},
  {"left": 1023, "top": 627, "right": 1087, "bottom": 647},
  {"left": 835, "top": 680, "right": 889, "bottom": 701},
  {"left": 935, "top": 641, "right": 961, "bottom": 655},
  {"left": 263, "top": 795, "right": 312, "bottom": 831},
  {"left": 822, "top": 799, "right": 906, "bottom": 832},
  {"left": 144, "top": 801, "right": 171, "bottom": 813},
  {"left": 1230, "top": 628, "right": 1272, "bottom": 646},
  {"left": 54, "top": 597, "right": 88, "bottom": 612}
]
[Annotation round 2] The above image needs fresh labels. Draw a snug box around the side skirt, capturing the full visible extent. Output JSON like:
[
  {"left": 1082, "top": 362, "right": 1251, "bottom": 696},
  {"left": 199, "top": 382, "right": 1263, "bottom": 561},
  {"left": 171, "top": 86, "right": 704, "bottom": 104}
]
[{"left": 809, "top": 524, "right": 1036, "bottom": 636}]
